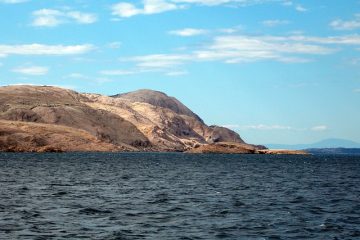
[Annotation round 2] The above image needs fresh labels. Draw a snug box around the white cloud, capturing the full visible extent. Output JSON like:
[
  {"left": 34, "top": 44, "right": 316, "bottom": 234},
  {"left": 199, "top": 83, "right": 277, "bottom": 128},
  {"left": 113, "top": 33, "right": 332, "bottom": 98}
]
[
  {"left": 0, "top": 44, "right": 94, "bottom": 57},
  {"left": 262, "top": 19, "right": 290, "bottom": 27},
  {"left": 12, "top": 66, "right": 49, "bottom": 75},
  {"left": 193, "top": 35, "right": 334, "bottom": 63},
  {"left": 67, "top": 11, "right": 97, "bottom": 24},
  {"left": 111, "top": 0, "right": 287, "bottom": 17},
  {"left": 0, "top": 0, "right": 28, "bottom": 3},
  {"left": 354, "top": 88, "right": 360, "bottom": 93},
  {"left": 67, "top": 73, "right": 87, "bottom": 79},
  {"left": 128, "top": 54, "right": 192, "bottom": 68},
  {"left": 218, "top": 27, "right": 240, "bottom": 34},
  {"left": 111, "top": 0, "right": 179, "bottom": 17},
  {"left": 330, "top": 13, "right": 360, "bottom": 30},
  {"left": 284, "top": 35, "right": 360, "bottom": 45},
  {"left": 295, "top": 4, "right": 307, "bottom": 12},
  {"left": 169, "top": 28, "right": 208, "bottom": 37},
  {"left": 122, "top": 34, "right": 360, "bottom": 72},
  {"left": 171, "top": 0, "right": 276, "bottom": 6},
  {"left": 32, "top": 9, "right": 97, "bottom": 27},
  {"left": 311, "top": 125, "right": 328, "bottom": 131}
]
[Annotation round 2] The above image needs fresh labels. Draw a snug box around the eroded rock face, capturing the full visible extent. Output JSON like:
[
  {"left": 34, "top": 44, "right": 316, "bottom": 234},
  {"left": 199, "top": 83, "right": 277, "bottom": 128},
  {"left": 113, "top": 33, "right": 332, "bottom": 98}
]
[{"left": 0, "top": 85, "right": 254, "bottom": 153}]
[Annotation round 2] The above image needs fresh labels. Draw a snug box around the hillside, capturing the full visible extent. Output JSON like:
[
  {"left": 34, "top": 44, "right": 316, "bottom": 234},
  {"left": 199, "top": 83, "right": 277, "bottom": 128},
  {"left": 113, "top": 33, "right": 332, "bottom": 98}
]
[{"left": 0, "top": 85, "right": 255, "bottom": 153}]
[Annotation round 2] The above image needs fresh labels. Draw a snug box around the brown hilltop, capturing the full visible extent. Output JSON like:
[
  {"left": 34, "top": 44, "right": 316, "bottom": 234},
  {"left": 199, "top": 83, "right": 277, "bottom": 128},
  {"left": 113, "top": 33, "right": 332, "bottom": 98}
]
[{"left": 0, "top": 85, "right": 306, "bottom": 154}]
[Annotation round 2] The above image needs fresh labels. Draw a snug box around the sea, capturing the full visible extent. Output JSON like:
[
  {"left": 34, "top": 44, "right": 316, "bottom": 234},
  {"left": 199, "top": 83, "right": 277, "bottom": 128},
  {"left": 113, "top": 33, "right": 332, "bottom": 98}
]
[{"left": 0, "top": 153, "right": 359, "bottom": 240}]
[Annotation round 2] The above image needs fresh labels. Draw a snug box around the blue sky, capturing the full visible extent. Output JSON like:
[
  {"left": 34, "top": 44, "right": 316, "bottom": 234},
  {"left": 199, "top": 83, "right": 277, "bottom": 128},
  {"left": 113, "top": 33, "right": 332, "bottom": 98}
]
[{"left": 0, "top": 0, "right": 360, "bottom": 144}]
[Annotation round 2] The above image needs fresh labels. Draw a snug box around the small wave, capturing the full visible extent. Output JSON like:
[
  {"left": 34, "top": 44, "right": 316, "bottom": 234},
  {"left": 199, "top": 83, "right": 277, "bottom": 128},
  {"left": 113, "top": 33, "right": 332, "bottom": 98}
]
[
  {"left": 78, "top": 208, "right": 112, "bottom": 215},
  {"left": 52, "top": 191, "right": 68, "bottom": 197}
]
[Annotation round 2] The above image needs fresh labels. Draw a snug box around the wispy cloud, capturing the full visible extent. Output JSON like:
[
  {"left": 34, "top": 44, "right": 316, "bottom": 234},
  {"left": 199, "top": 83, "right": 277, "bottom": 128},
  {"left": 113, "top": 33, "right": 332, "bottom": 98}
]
[
  {"left": 330, "top": 13, "right": 360, "bottom": 30},
  {"left": 281, "top": 0, "right": 292, "bottom": 6},
  {"left": 0, "top": 44, "right": 94, "bottom": 57},
  {"left": 32, "top": 9, "right": 97, "bottom": 27},
  {"left": 169, "top": 28, "right": 208, "bottom": 37},
  {"left": 295, "top": 4, "right": 307, "bottom": 12},
  {"left": 172, "top": 0, "right": 279, "bottom": 6},
  {"left": 111, "top": 0, "right": 291, "bottom": 18},
  {"left": 242, "top": 124, "right": 293, "bottom": 130},
  {"left": 262, "top": 19, "right": 290, "bottom": 27},
  {"left": 107, "top": 42, "right": 122, "bottom": 49},
  {"left": 67, "top": 73, "right": 87, "bottom": 79},
  {"left": 281, "top": 1, "right": 308, "bottom": 12},
  {"left": 222, "top": 124, "right": 294, "bottom": 130},
  {"left": 193, "top": 35, "right": 333, "bottom": 63},
  {"left": 111, "top": 0, "right": 179, "bottom": 18},
  {"left": 0, "top": 0, "right": 29, "bottom": 3},
  {"left": 127, "top": 54, "right": 192, "bottom": 69},
  {"left": 354, "top": 88, "right": 360, "bottom": 93},
  {"left": 311, "top": 125, "right": 328, "bottom": 131},
  {"left": 119, "top": 34, "right": 360, "bottom": 73},
  {"left": 100, "top": 70, "right": 135, "bottom": 76},
  {"left": 12, "top": 66, "right": 49, "bottom": 75}
]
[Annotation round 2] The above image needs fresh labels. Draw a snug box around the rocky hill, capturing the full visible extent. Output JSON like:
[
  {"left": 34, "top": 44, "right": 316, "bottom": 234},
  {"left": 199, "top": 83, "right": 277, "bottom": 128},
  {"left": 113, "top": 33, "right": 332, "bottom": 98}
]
[{"left": 0, "top": 85, "right": 257, "bottom": 153}]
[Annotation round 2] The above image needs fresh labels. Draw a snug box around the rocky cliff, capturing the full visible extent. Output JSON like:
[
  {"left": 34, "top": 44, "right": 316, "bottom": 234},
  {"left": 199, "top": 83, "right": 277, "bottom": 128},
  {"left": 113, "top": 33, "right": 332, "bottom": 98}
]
[{"left": 0, "top": 85, "right": 255, "bottom": 152}]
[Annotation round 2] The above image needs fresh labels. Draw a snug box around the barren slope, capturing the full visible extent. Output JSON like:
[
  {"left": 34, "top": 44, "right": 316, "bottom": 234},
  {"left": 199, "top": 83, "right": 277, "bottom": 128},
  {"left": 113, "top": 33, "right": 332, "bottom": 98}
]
[
  {"left": 0, "top": 120, "right": 130, "bottom": 152},
  {"left": 0, "top": 85, "right": 150, "bottom": 150}
]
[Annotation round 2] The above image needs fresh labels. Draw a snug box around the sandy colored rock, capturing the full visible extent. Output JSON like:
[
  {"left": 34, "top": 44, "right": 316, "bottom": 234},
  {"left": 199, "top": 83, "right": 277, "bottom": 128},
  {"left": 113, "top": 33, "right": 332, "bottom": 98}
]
[{"left": 0, "top": 85, "right": 150, "bottom": 149}]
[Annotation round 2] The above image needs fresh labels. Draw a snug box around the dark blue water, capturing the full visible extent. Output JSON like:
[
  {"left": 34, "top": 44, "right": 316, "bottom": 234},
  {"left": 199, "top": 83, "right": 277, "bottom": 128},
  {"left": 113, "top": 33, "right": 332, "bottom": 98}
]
[{"left": 0, "top": 153, "right": 359, "bottom": 239}]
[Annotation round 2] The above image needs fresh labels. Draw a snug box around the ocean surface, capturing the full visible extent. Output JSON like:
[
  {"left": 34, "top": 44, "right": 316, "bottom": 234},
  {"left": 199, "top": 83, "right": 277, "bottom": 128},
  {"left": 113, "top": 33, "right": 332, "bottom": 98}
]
[{"left": 0, "top": 153, "right": 359, "bottom": 240}]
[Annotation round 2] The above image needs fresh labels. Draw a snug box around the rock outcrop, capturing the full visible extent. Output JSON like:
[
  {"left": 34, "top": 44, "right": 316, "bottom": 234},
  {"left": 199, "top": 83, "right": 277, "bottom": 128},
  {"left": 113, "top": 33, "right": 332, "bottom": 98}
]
[
  {"left": 0, "top": 85, "right": 306, "bottom": 154},
  {"left": 187, "top": 143, "right": 307, "bottom": 154}
]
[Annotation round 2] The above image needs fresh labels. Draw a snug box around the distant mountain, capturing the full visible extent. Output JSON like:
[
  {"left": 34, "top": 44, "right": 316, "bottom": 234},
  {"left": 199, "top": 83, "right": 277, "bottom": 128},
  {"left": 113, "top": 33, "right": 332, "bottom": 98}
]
[{"left": 266, "top": 138, "right": 360, "bottom": 150}]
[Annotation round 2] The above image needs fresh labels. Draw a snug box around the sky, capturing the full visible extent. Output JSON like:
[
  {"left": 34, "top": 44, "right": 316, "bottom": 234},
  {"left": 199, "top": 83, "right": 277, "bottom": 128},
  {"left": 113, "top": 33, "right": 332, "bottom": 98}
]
[{"left": 0, "top": 0, "right": 359, "bottom": 145}]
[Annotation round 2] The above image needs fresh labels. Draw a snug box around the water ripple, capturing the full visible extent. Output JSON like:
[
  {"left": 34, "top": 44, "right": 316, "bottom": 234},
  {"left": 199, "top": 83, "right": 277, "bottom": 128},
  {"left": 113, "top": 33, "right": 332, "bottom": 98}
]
[{"left": 0, "top": 153, "right": 359, "bottom": 239}]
